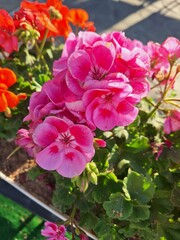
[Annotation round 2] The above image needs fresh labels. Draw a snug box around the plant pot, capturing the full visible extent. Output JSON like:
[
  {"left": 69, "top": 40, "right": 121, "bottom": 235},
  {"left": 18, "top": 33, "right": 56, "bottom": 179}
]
[{"left": 0, "top": 172, "right": 98, "bottom": 240}]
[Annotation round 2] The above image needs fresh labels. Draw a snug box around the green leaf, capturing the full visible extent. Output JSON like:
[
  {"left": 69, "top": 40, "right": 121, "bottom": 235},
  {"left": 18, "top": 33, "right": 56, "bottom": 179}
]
[
  {"left": 123, "top": 170, "right": 155, "bottom": 204},
  {"left": 128, "top": 205, "right": 150, "bottom": 222},
  {"left": 28, "top": 167, "right": 44, "bottom": 180},
  {"left": 103, "top": 192, "right": 133, "bottom": 220},
  {"left": 93, "top": 148, "right": 109, "bottom": 171},
  {"left": 157, "top": 215, "right": 180, "bottom": 240},
  {"left": 118, "top": 226, "right": 137, "bottom": 238},
  {"left": 94, "top": 219, "right": 123, "bottom": 240},
  {"left": 79, "top": 212, "right": 99, "bottom": 230},
  {"left": 130, "top": 220, "right": 150, "bottom": 229},
  {"left": 126, "top": 136, "right": 150, "bottom": 153},
  {"left": 171, "top": 184, "right": 180, "bottom": 207},
  {"left": 138, "top": 227, "right": 156, "bottom": 240},
  {"left": 118, "top": 151, "right": 153, "bottom": 175},
  {"left": 107, "top": 143, "right": 121, "bottom": 165},
  {"left": 92, "top": 173, "right": 122, "bottom": 203}
]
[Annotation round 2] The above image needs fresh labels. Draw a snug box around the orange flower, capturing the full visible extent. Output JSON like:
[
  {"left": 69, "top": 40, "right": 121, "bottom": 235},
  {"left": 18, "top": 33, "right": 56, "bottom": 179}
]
[
  {"left": 68, "top": 8, "right": 96, "bottom": 32},
  {"left": 0, "top": 68, "right": 20, "bottom": 112},
  {"left": 0, "top": 9, "right": 18, "bottom": 53},
  {"left": 20, "top": 0, "right": 72, "bottom": 39}
]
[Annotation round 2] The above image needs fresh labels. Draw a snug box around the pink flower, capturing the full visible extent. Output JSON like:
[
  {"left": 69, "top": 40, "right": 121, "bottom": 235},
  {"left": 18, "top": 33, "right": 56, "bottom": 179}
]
[
  {"left": 24, "top": 89, "right": 55, "bottom": 122},
  {"left": 51, "top": 31, "right": 149, "bottom": 132},
  {"left": 161, "top": 37, "right": 180, "bottom": 60},
  {"left": 145, "top": 37, "right": 180, "bottom": 82},
  {"left": 94, "top": 138, "right": 106, "bottom": 148},
  {"left": 41, "top": 222, "right": 67, "bottom": 240},
  {"left": 151, "top": 139, "right": 173, "bottom": 160},
  {"left": 16, "top": 129, "right": 34, "bottom": 156},
  {"left": 41, "top": 221, "right": 59, "bottom": 238},
  {"left": 79, "top": 233, "right": 89, "bottom": 240},
  {"left": 164, "top": 110, "right": 180, "bottom": 134},
  {"left": 82, "top": 81, "right": 138, "bottom": 131},
  {"left": 32, "top": 116, "right": 95, "bottom": 178},
  {"left": 66, "top": 40, "right": 116, "bottom": 97},
  {"left": 53, "top": 31, "right": 150, "bottom": 99}
]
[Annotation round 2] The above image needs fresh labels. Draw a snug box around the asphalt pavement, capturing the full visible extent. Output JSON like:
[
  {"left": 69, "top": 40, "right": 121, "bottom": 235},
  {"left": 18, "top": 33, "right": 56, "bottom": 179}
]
[
  {"left": 0, "top": 0, "right": 180, "bottom": 43},
  {"left": 0, "top": 0, "right": 180, "bottom": 93}
]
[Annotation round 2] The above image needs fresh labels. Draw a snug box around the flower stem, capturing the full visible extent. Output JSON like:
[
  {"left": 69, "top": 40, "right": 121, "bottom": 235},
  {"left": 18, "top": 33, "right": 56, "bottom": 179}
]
[
  {"left": 146, "top": 100, "right": 163, "bottom": 120},
  {"left": 6, "top": 146, "right": 21, "bottom": 159},
  {"left": 146, "top": 66, "right": 179, "bottom": 121},
  {"left": 35, "top": 42, "right": 50, "bottom": 73},
  {"left": 37, "top": 29, "right": 49, "bottom": 61}
]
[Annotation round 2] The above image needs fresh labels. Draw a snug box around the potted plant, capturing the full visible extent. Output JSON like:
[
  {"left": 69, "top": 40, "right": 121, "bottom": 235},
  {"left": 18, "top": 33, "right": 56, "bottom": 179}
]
[{"left": 0, "top": 1, "right": 180, "bottom": 239}]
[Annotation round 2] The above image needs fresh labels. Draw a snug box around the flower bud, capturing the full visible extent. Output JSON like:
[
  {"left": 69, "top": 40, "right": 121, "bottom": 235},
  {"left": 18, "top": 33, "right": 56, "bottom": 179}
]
[
  {"left": 87, "top": 171, "right": 98, "bottom": 185},
  {"left": 74, "top": 174, "right": 89, "bottom": 192},
  {"left": 94, "top": 138, "right": 106, "bottom": 148},
  {"left": 18, "top": 93, "right": 27, "bottom": 100},
  {"left": 49, "top": 6, "right": 62, "bottom": 20},
  {"left": 4, "top": 107, "right": 12, "bottom": 118},
  {"left": 88, "top": 162, "right": 99, "bottom": 175}
]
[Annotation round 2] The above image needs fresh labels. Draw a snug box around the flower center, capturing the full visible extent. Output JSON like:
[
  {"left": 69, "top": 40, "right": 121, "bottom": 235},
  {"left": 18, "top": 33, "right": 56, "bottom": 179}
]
[
  {"left": 0, "top": 83, "right": 8, "bottom": 91},
  {"left": 56, "top": 131, "right": 75, "bottom": 147},
  {"left": 101, "top": 92, "right": 113, "bottom": 103},
  {"left": 90, "top": 66, "right": 106, "bottom": 80}
]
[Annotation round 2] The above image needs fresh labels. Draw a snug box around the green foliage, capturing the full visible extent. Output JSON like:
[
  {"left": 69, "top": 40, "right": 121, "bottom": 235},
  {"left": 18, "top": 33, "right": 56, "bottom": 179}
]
[
  {"left": 103, "top": 192, "right": 133, "bottom": 220},
  {"left": 123, "top": 170, "right": 155, "bottom": 204},
  {"left": 50, "top": 107, "right": 180, "bottom": 239},
  {"left": 0, "top": 39, "right": 62, "bottom": 139},
  {"left": 1, "top": 16, "right": 179, "bottom": 240}
]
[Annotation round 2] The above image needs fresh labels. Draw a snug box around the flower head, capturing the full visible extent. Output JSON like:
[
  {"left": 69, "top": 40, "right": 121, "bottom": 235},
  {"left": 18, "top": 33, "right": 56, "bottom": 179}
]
[
  {"left": 0, "top": 68, "right": 19, "bottom": 112},
  {"left": 41, "top": 221, "right": 67, "bottom": 240},
  {"left": 68, "top": 8, "right": 95, "bottom": 31},
  {"left": 0, "top": 9, "right": 18, "bottom": 53},
  {"left": 164, "top": 110, "right": 180, "bottom": 134},
  {"left": 32, "top": 116, "right": 95, "bottom": 178}
]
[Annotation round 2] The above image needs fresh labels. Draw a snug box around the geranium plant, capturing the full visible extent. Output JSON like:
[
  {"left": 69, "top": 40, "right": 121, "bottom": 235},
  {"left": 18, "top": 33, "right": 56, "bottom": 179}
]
[
  {"left": 0, "top": 0, "right": 95, "bottom": 139},
  {"left": 1, "top": 1, "right": 180, "bottom": 240}
]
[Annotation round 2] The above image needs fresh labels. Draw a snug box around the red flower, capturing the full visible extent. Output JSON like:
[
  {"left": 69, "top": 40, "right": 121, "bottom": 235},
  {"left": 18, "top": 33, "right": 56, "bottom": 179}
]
[
  {"left": 19, "top": 0, "right": 72, "bottom": 39},
  {"left": 68, "top": 8, "right": 96, "bottom": 31},
  {"left": 0, "top": 9, "right": 18, "bottom": 53},
  {"left": 0, "top": 68, "right": 20, "bottom": 112}
]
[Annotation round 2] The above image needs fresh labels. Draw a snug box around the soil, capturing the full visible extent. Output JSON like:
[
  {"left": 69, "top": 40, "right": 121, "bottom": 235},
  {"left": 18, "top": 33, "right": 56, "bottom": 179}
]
[{"left": 0, "top": 138, "right": 54, "bottom": 205}]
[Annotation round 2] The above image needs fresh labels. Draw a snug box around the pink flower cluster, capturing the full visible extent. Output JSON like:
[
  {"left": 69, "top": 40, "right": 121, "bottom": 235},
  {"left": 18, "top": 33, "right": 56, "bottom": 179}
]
[
  {"left": 16, "top": 31, "right": 150, "bottom": 178},
  {"left": 41, "top": 221, "right": 67, "bottom": 240},
  {"left": 164, "top": 110, "right": 180, "bottom": 134},
  {"left": 145, "top": 37, "right": 180, "bottom": 81}
]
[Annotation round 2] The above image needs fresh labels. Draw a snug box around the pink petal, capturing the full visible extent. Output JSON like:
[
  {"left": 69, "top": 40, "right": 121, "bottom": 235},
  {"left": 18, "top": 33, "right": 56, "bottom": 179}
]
[
  {"left": 91, "top": 42, "right": 116, "bottom": 72},
  {"left": 117, "top": 100, "right": 139, "bottom": 126},
  {"left": 44, "top": 116, "right": 70, "bottom": 133},
  {"left": 33, "top": 102, "right": 55, "bottom": 121},
  {"left": 164, "top": 117, "right": 171, "bottom": 134},
  {"left": 83, "top": 89, "right": 108, "bottom": 107},
  {"left": 56, "top": 148, "right": 87, "bottom": 178},
  {"left": 68, "top": 50, "right": 91, "bottom": 81},
  {"left": 61, "top": 32, "right": 77, "bottom": 57},
  {"left": 66, "top": 71, "right": 85, "bottom": 97},
  {"left": 93, "top": 103, "right": 119, "bottom": 131},
  {"left": 69, "top": 125, "right": 94, "bottom": 149},
  {"left": 33, "top": 123, "right": 58, "bottom": 147},
  {"left": 53, "top": 57, "right": 67, "bottom": 77},
  {"left": 130, "top": 81, "right": 150, "bottom": 98},
  {"left": 78, "top": 31, "right": 101, "bottom": 47},
  {"left": 36, "top": 143, "right": 62, "bottom": 170},
  {"left": 43, "top": 78, "right": 64, "bottom": 105},
  {"left": 162, "top": 37, "right": 180, "bottom": 58},
  {"left": 84, "top": 98, "right": 100, "bottom": 130},
  {"left": 41, "top": 221, "right": 58, "bottom": 237}
]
